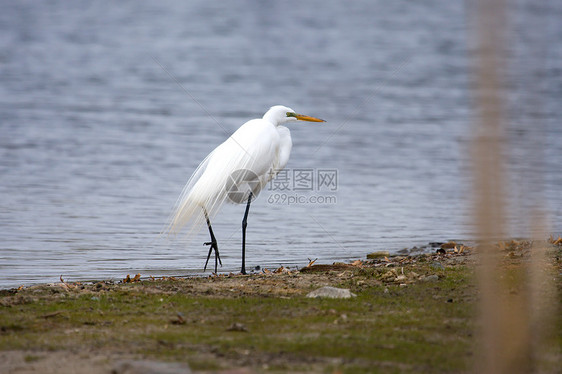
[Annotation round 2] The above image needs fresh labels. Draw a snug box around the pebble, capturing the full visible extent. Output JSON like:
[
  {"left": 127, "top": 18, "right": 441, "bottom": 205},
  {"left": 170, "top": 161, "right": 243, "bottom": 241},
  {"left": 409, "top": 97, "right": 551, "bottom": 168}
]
[
  {"left": 421, "top": 275, "right": 439, "bottom": 282},
  {"left": 112, "top": 360, "right": 191, "bottom": 374},
  {"left": 226, "top": 322, "right": 248, "bottom": 332},
  {"left": 381, "top": 270, "right": 397, "bottom": 281},
  {"left": 366, "top": 251, "right": 390, "bottom": 259},
  {"left": 431, "top": 262, "right": 445, "bottom": 270},
  {"left": 306, "top": 286, "right": 356, "bottom": 299}
]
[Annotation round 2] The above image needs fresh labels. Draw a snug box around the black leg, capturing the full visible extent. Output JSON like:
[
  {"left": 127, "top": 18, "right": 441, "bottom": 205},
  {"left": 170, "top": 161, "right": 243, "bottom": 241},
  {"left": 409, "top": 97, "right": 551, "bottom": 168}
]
[
  {"left": 241, "top": 192, "right": 253, "bottom": 275},
  {"left": 203, "top": 208, "right": 221, "bottom": 273}
]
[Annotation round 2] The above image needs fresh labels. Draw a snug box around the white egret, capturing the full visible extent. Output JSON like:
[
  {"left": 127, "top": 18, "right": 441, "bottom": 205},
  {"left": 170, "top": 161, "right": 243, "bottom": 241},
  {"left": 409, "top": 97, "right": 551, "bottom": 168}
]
[{"left": 167, "top": 105, "right": 325, "bottom": 274}]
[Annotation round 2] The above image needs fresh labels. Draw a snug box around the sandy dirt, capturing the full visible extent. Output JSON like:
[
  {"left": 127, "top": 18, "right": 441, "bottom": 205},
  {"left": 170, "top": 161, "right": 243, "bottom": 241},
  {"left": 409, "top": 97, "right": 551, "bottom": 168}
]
[{"left": 1, "top": 240, "right": 560, "bottom": 374}]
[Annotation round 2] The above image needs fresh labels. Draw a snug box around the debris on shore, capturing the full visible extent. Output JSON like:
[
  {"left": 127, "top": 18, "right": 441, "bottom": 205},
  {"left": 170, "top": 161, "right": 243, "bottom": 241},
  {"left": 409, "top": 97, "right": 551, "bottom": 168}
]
[{"left": 0, "top": 239, "right": 560, "bottom": 374}]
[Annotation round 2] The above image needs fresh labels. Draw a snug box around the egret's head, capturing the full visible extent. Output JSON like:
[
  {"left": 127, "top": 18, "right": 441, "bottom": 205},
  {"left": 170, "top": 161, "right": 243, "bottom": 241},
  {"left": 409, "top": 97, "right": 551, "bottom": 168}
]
[{"left": 263, "top": 105, "right": 325, "bottom": 126}]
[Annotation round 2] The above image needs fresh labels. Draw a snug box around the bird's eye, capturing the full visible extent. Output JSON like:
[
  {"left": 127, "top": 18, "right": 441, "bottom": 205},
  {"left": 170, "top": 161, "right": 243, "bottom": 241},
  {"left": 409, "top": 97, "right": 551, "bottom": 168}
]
[{"left": 286, "top": 112, "right": 296, "bottom": 118}]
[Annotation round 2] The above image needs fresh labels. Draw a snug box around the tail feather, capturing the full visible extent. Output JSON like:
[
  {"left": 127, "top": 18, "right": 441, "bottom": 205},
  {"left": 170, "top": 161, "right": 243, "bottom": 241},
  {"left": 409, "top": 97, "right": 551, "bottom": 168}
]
[{"left": 165, "top": 150, "right": 218, "bottom": 238}]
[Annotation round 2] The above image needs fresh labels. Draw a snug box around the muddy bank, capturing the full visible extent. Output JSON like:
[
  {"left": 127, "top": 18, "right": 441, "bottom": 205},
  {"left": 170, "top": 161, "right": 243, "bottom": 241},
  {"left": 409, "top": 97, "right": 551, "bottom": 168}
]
[{"left": 1, "top": 240, "right": 560, "bottom": 374}]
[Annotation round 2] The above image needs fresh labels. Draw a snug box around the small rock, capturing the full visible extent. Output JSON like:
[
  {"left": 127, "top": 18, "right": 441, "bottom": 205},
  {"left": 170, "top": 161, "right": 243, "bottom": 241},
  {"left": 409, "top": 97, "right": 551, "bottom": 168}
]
[
  {"left": 395, "top": 275, "right": 407, "bottom": 282},
  {"left": 366, "top": 251, "right": 390, "bottom": 259},
  {"left": 170, "top": 312, "right": 186, "bottom": 325},
  {"left": 397, "top": 248, "right": 410, "bottom": 255},
  {"left": 441, "top": 241, "right": 457, "bottom": 249},
  {"left": 333, "top": 313, "right": 349, "bottom": 325},
  {"left": 112, "top": 360, "right": 191, "bottom": 374},
  {"left": 381, "top": 269, "right": 397, "bottom": 281},
  {"left": 421, "top": 275, "right": 439, "bottom": 282},
  {"left": 306, "top": 286, "right": 356, "bottom": 299},
  {"left": 431, "top": 262, "right": 445, "bottom": 270},
  {"left": 226, "top": 322, "right": 248, "bottom": 332}
]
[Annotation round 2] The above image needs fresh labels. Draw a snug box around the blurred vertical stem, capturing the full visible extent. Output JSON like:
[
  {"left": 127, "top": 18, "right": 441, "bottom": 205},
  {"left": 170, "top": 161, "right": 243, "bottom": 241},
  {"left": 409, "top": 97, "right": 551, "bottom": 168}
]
[
  {"left": 471, "top": 0, "right": 531, "bottom": 373},
  {"left": 472, "top": 0, "right": 559, "bottom": 371}
]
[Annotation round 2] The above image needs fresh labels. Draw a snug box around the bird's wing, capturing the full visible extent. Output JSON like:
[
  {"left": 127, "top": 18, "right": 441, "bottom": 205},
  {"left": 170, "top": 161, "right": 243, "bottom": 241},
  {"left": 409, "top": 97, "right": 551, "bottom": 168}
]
[
  {"left": 230, "top": 120, "right": 281, "bottom": 193},
  {"left": 166, "top": 119, "right": 282, "bottom": 239}
]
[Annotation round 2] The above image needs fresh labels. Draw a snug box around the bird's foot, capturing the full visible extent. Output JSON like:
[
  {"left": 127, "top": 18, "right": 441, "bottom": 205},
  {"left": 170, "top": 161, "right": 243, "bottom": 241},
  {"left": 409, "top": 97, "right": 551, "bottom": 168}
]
[{"left": 203, "top": 240, "right": 222, "bottom": 273}]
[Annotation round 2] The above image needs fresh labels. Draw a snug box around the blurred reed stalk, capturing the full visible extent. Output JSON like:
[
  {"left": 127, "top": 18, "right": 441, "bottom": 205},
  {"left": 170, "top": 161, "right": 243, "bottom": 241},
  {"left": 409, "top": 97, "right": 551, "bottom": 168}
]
[{"left": 471, "top": 0, "right": 557, "bottom": 373}]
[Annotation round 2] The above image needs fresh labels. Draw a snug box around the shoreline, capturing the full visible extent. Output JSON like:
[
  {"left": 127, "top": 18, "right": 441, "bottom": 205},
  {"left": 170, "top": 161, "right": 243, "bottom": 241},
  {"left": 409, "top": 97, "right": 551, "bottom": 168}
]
[
  {"left": 1, "top": 240, "right": 560, "bottom": 373},
  {"left": 0, "top": 240, "right": 470, "bottom": 292}
]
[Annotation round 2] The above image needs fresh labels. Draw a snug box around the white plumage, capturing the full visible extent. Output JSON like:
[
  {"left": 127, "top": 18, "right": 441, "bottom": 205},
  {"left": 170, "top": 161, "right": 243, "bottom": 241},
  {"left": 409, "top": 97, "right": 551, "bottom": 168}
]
[{"left": 167, "top": 105, "right": 324, "bottom": 273}]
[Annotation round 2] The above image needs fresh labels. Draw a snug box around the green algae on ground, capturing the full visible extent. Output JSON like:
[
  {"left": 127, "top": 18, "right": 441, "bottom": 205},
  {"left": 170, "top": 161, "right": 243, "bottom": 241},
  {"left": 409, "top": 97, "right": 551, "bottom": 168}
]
[{"left": 0, "top": 246, "right": 560, "bottom": 373}]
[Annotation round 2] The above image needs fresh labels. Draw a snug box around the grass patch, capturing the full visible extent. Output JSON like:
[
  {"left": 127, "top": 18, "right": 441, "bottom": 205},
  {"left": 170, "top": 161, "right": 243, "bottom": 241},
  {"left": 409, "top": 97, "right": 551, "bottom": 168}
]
[{"left": 1, "top": 247, "right": 559, "bottom": 373}]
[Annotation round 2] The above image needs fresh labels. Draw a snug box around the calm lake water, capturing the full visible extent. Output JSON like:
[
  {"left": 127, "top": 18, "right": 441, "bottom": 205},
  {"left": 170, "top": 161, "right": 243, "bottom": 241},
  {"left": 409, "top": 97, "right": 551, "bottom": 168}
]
[{"left": 1, "top": 1, "right": 561, "bottom": 288}]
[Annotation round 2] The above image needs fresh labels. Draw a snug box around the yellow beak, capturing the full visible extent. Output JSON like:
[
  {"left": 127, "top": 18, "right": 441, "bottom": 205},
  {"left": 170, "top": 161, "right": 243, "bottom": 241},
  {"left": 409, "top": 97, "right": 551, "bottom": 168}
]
[{"left": 294, "top": 113, "right": 326, "bottom": 122}]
